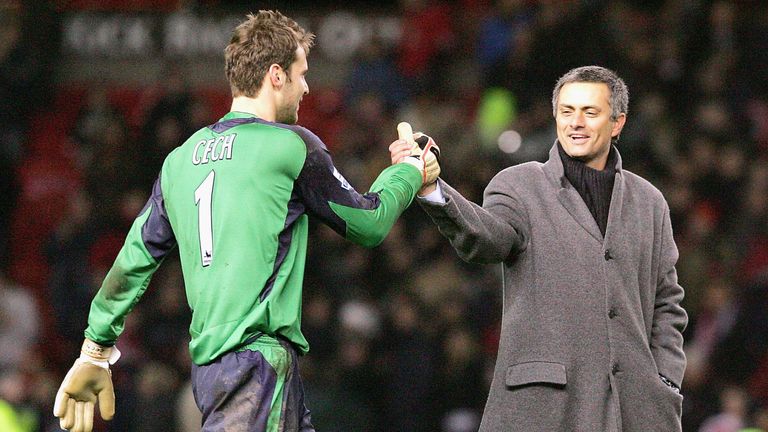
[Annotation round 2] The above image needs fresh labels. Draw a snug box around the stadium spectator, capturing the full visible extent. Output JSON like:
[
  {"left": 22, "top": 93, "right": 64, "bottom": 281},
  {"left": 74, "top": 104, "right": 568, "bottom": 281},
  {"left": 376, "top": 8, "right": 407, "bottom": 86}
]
[
  {"left": 396, "top": 0, "right": 455, "bottom": 95},
  {"left": 698, "top": 386, "right": 749, "bottom": 432},
  {"left": 0, "top": 274, "right": 39, "bottom": 370},
  {"left": 0, "top": 369, "right": 37, "bottom": 432},
  {"left": 379, "top": 291, "right": 438, "bottom": 432},
  {"left": 345, "top": 37, "right": 406, "bottom": 114},
  {"left": 44, "top": 191, "right": 98, "bottom": 347}
]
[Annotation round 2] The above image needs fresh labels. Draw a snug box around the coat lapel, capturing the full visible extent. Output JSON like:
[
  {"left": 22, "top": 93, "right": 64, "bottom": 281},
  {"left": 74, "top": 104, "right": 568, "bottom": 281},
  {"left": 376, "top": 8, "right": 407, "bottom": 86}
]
[
  {"left": 543, "top": 143, "right": 623, "bottom": 244},
  {"left": 604, "top": 150, "right": 624, "bottom": 243},
  {"left": 557, "top": 188, "right": 603, "bottom": 242}
]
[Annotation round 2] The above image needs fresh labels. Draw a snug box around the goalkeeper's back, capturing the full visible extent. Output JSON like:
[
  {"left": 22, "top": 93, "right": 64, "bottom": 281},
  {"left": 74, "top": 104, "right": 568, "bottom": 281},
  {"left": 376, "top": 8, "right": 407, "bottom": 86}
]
[
  {"left": 161, "top": 114, "right": 310, "bottom": 365},
  {"left": 85, "top": 110, "right": 422, "bottom": 366}
]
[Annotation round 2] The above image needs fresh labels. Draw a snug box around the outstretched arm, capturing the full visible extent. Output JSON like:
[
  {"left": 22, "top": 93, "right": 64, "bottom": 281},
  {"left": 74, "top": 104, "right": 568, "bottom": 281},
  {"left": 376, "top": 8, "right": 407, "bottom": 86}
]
[
  {"left": 291, "top": 125, "right": 424, "bottom": 248},
  {"left": 419, "top": 176, "right": 528, "bottom": 264},
  {"left": 390, "top": 135, "right": 528, "bottom": 264}
]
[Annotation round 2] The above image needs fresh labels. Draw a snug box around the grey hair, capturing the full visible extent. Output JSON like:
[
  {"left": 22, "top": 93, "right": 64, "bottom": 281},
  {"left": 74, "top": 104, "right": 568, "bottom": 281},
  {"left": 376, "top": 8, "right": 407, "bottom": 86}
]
[{"left": 551, "top": 66, "right": 629, "bottom": 121}]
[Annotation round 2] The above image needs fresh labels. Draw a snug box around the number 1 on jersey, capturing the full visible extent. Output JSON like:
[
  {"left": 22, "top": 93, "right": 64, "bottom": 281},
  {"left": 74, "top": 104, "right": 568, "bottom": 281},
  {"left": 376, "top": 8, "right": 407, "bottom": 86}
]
[{"left": 195, "top": 170, "right": 215, "bottom": 267}]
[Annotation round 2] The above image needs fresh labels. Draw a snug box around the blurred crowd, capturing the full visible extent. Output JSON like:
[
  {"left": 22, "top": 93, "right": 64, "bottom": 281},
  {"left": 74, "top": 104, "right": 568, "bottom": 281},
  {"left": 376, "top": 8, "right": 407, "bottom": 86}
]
[{"left": 1, "top": 0, "right": 768, "bottom": 431}]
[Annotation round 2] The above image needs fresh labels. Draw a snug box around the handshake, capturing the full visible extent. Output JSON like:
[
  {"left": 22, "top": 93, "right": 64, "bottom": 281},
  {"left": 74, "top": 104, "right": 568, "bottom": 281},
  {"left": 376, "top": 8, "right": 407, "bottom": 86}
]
[{"left": 390, "top": 122, "right": 442, "bottom": 192}]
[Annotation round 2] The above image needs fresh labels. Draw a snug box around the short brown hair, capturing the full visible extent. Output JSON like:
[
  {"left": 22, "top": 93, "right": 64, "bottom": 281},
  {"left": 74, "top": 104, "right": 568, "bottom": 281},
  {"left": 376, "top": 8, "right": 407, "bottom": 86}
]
[{"left": 224, "top": 10, "right": 315, "bottom": 98}]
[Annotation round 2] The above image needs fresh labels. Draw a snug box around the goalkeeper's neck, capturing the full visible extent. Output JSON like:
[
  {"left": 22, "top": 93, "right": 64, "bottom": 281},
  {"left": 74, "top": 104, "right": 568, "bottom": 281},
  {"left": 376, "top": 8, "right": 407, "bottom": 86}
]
[{"left": 230, "top": 95, "right": 275, "bottom": 122}]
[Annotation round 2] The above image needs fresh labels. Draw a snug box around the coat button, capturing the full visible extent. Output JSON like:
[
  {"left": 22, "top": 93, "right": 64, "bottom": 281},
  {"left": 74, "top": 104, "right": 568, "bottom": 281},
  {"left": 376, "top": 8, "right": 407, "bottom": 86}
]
[
  {"left": 612, "top": 363, "right": 620, "bottom": 375},
  {"left": 604, "top": 249, "right": 613, "bottom": 261},
  {"left": 608, "top": 309, "right": 617, "bottom": 319}
]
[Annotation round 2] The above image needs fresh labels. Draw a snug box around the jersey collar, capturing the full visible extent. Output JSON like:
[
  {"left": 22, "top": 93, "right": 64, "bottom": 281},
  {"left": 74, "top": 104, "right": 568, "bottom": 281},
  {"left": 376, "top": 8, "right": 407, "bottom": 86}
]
[{"left": 221, "top": 111, "right": 259, "bottom": 121}]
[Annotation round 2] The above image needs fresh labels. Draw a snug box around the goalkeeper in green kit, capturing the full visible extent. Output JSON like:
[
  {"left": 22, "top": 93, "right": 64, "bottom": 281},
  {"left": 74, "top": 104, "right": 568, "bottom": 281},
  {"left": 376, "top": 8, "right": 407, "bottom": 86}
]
[{"left": 53, "top": 10, "right": 441, "bottom": 432}]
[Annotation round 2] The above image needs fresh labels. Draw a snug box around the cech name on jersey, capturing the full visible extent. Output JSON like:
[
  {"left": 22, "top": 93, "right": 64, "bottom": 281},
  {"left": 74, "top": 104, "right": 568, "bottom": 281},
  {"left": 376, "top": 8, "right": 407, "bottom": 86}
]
[{"left": 192, "top": 133, "right": 236, "bottom": 165}]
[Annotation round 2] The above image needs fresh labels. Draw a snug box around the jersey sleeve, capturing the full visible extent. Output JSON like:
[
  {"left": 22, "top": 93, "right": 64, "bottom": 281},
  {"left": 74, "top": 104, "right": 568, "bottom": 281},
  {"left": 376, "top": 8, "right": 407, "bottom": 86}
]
[
  {"left": 84, "top": 175, "right": 178, "bottom": 346},
  {"left": 290, "top": 126, "right": 422, "bottom": 248}
]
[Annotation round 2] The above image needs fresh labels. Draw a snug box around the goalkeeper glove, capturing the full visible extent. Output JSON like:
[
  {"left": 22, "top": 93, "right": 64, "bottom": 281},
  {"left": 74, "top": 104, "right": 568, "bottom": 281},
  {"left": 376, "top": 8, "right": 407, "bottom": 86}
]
[
  {"left": 54, "top": 338, "right": 120, "bottom": 432},
  {"left": 404, "top": 132, "right": 441, "bottom": 185}
]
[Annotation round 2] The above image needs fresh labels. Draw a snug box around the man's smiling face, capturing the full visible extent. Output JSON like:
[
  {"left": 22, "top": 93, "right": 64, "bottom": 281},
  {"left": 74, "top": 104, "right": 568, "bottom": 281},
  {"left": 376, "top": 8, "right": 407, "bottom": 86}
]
[{"left": 555, "top": 82, "right": 626, "bottom": 170}]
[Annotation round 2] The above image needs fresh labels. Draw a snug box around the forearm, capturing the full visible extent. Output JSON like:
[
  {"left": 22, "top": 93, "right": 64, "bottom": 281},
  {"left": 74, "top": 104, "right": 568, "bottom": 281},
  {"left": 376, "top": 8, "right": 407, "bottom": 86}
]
[
  {"left": 329, "top": 163, "right": 422, "bottom": 248},
  {"left": 419, "top": 179, "right": 526, "bottom": 264},
  {"left": 85, "top": 209, "right": 164, "bottom": 344}
]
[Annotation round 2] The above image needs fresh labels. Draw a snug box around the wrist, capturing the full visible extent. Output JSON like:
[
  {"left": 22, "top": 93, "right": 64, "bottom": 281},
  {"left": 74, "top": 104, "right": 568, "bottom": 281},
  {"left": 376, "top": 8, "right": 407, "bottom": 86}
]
[
  {"left": 400, "top": 156, "right": 425, "bottom": 172},
  {"left": 81, "top": 338, "right": 121, "bottom": 367},
  {"left": 418, "top": 181, "right": 446, "bottom": 203},
  {"left": 418, "top": 182, "right": 438, "bottom": 197}
]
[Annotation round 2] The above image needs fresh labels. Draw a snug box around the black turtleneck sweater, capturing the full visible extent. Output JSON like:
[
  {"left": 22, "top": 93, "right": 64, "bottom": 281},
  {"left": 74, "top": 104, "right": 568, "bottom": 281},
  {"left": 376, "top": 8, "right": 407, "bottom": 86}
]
[{"left": 557, "top": 142, "right": 617, "bottom": 236}]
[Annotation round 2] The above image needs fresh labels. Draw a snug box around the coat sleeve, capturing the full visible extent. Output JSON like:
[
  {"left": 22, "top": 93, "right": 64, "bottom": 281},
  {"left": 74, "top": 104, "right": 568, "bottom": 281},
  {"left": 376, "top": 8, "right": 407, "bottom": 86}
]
[
  {"left": 417, "top": 173, "right": 528, "bottom": 264},
  {"left": 650, "top": 200, "right": 688, "bottom": 387}
]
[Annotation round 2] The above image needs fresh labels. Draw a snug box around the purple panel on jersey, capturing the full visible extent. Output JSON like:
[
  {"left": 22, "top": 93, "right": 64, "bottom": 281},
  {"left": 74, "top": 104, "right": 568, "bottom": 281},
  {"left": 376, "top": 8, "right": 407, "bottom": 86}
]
[
  {"left": 259, "top": 190, "right": 306, "bottom": 302},
  {"left": 140, "top": 176, "right": 177, "bottom": 261},
  {"left": 286, "top": 123, "right": 382, "bottom": 235},
  {"left": 207, "top": 117, "right": 259, "bottom": 134},
  {"left": 228, "top": 118, "right": 388, "bottom": 301}
]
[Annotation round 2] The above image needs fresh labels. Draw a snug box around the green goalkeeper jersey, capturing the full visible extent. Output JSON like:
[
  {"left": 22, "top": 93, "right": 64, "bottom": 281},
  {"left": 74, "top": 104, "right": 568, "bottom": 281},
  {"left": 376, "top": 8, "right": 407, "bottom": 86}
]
[{"left": 85, "top": 111, "right": 422, "bottom": 365}]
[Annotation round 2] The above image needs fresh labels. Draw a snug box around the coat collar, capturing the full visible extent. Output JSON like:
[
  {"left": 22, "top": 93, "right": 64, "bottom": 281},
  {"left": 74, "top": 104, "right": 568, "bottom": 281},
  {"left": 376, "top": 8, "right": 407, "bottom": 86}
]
[{"left": 543, "top": 142, "right": 625, "bottom": 243}]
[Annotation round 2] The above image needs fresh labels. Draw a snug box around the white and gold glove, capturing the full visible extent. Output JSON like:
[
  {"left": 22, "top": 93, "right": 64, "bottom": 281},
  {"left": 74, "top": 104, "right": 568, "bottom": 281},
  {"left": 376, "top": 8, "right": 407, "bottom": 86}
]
[
  {"left": 397, "top": 122, "right": 441, "bottom": 186},
  {"left": 413, "top": 132, "right": 441, "bottom": 185},
  {"left": 54, "top": 338, "right": 120, "bottom": 432}
]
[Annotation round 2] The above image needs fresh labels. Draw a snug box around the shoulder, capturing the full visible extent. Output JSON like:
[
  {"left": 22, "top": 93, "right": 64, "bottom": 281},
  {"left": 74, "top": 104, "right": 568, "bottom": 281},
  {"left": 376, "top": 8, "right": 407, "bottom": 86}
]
[
  {"left": 488, "top": 161, "right": 545, "bottom": 189},
  {"left": 268, "top": 123, "right": 327, "bottom": 153},
  {"left": 218, "top": 119, "right": 323, "bottom": 154},
  {"left": 621, "top": 169, "right": 666, "bottom": 204},
  {"left": 505, "top": 161, "right": 545, "bottom": 176},
  {"left": 621, "top": 169, "right": 672, "bottom": 222},
  {"left": 493, "top": 161, "right": 544, "bottom": 179}
]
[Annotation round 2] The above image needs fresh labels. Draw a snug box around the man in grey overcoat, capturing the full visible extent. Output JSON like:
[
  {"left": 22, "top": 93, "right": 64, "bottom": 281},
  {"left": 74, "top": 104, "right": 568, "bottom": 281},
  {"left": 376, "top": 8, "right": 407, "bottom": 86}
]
[{"left": 390, "top": 66, "right": 687, "bottom": 431}]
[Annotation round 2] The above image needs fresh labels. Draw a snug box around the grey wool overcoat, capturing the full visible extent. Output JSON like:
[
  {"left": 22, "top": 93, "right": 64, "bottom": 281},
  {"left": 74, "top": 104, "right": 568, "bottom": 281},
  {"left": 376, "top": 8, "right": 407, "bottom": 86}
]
[{"left": 419, "top": 144, "right": 687, "bottom": 432}]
